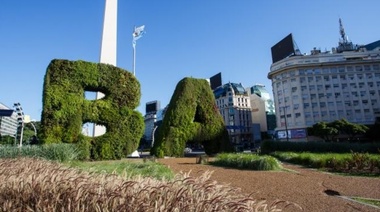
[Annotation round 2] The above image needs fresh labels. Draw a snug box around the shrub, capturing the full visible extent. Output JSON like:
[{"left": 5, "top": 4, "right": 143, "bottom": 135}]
[
  {"left": 151, "top": 77, "right": 232, "bottom": 157},
  {"left": 40, "top": 59, "right": 144, "bottom": 160},
  {"left": 271, "top": 151, "right": 380, "bottom": 175},
  {"left": 0, "top": 144, "right": 79, "bottom": 163},
  {"left": 211, "top": 153, "right": 282, "bottom": 170},
  {"left": 261, "top": 140, "right": 380, "bottom": 154}
]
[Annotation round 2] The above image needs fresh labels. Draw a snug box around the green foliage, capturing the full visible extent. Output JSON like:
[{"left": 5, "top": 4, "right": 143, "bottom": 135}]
[
  {"left": 271, "top": 151, "right": 380, "bottom": 175},
  {"left": 0, "top": 144, "right": 79, "bottom": 162},
  {"left": 261, "top": 140, "right": 380, "bottom": 154},
  {"left": 210, "top": 153, "right": 282, "bottom": 170},
  {"left": 151, "top": 77, "right": 232, "bottom": 157},
  {"left": 40, "top": 59, "right": 144, "bottom": 160},
  {"left": 0, "top": 135, "right": 15, "bottom": 145},
  {"left": 308, "top": 122, "right": 338, "bottom": 141},
  {"left": 69, "top": 160, "right": 174, "bottom": 180},
  {"left": 352, "top": 197, "right": 380, "bottom": 207},
  {"left": 309, "top": 119, "right": 369, "bottom": 141}
]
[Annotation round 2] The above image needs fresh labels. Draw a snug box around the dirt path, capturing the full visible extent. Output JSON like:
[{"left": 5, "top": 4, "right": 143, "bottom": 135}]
[{"left": 158, "top": 157, "right": 380, "bottom": 212}]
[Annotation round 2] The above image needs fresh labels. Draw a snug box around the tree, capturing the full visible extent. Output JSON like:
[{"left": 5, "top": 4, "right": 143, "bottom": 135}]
[
  {"left": 331, "top": 119, "right": 369, "bottom": 140},
  {"left": 310, "top": 122, "right": 339, "bottom": 142}
]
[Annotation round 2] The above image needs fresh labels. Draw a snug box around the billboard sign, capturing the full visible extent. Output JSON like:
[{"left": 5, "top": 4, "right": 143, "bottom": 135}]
[{"left": 271, "top": 33, "right": 295, "bottom": 63}]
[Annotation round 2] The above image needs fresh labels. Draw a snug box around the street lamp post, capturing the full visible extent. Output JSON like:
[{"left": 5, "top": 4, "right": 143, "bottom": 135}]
[
  {"left": 151, "top": 125, "right": 158, "bottom": 148},
  {"left": 282, "top": 106, "right": 289, "bottom": 142},
  {"left": 132, "top": 25, "right": 145, "bottom": 76}
]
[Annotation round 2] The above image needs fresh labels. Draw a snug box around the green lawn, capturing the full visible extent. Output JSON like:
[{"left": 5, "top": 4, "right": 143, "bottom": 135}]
[{"left": 67, "top": 159, "right": 174, "bottom": 180}]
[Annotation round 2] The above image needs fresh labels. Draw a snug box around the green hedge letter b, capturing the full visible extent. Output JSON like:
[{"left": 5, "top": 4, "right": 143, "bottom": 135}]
[{"left": 40, "top": 59, "right": 144, "bottom": 160}]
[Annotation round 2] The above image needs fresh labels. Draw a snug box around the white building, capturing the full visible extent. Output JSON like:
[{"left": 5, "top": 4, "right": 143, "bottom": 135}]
[
  {"left": 214, "top": 82, "right": 252, "bottom": 147},
  {"left": 0, "top": 102, "right": 18, "bottom": 138},
  {"left": 268, "top": 19, "right": 380, "bottom": 140}
]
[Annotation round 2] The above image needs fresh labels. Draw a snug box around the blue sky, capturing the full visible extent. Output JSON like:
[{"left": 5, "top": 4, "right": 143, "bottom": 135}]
[{"left": 1, "top": 0, "right": 379, "bottom": 121}]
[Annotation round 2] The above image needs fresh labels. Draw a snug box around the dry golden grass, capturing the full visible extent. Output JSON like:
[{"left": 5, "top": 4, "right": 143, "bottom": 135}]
[{"left": 0, "top": 158, "right": 300, "bottom": 211}]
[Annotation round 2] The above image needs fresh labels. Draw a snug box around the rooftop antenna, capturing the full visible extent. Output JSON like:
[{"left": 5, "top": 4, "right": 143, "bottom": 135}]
[
  {"left": 337, "top": 18, "right": 354, "bottom": 52},
  {"left": 339, "top": 18, "right": 348, "bottom": 44}
]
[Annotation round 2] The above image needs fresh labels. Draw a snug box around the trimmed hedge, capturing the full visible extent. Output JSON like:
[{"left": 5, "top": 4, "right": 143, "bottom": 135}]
[
  {"left": 261, "top": 140, "right": 380, "bottom": 154},
  {"left": 40, "top": 59, "right": 144, "bottom": 160},
  {"left": 151, "top": 77, "right": 233, "bottom": 157}
]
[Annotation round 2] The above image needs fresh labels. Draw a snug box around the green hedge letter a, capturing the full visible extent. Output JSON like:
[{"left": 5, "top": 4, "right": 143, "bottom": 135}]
[
  {"left": 151, "top": 77, "right": 232, "bottom": 157},
  {"left": 40, "top": 59, "right": 144, "bottom": 160}
]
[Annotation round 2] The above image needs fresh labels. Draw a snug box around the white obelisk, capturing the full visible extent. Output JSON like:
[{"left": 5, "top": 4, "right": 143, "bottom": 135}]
[{"left": 93, "top": 0, "right": 118, "bottom": 137}]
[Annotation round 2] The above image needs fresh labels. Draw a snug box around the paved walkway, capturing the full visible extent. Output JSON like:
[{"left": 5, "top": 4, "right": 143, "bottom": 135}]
[{"left": 158, "top": 157, "right": 380, "bottom": 211}]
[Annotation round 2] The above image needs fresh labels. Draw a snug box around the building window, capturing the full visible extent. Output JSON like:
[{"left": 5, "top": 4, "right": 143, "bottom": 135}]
[
  {"left": 338, "top": 67, "right": 345, "bottom": 73},
  {"left": 373, "top": 64, "right": 379, "bottom": 70},
  {"left": 355, "top": 66, "right": 363, "bottom": 71}
]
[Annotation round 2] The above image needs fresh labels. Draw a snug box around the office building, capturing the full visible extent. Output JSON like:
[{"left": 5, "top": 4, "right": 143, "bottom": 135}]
[
  {"left": 246, "top": 84, "right": 276, "bottom": 137},
  {"left": 214, "top": 82, "right": 252, "bottom": 148},
  {"left": 0, "top": 102, "right": 18, "bottom": 138},
  {"left": 268, "top": 19, "right": 380, "bottom": 140},
  {"left": 143, "top": 101, "right": 161, "bottom": 146}
]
